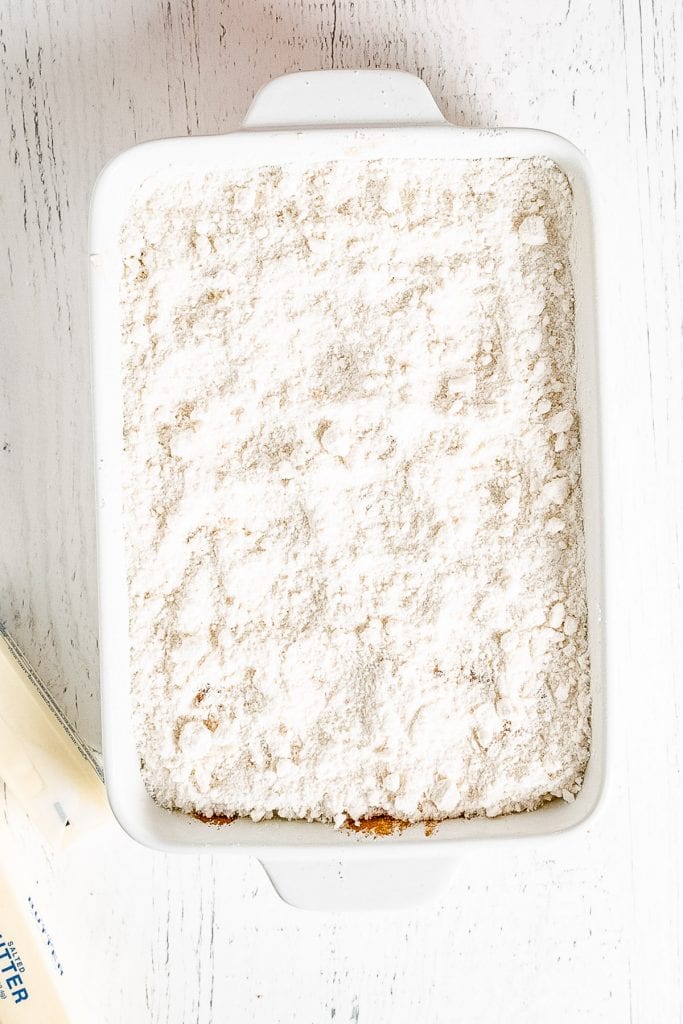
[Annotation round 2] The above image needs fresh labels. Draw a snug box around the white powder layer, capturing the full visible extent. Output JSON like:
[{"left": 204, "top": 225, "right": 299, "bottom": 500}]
[{"left": 120, "top": 156, "right": 591, "bottom": 825}]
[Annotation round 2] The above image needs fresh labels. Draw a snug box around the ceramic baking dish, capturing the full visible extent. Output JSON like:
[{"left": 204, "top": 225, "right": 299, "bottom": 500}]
[{"left": 90, "top": 70, "right": 605, "bottom": 910}]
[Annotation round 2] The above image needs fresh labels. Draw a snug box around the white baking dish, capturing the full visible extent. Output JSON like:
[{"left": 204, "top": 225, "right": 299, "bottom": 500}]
[{"left": 90, "top": 70, "right": 605, "bottom": 910}]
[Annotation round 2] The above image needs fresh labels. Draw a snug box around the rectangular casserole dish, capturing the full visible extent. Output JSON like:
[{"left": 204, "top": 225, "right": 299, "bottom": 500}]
[{"left": 90, "top": 70, "right": 605, "bottom": 909}]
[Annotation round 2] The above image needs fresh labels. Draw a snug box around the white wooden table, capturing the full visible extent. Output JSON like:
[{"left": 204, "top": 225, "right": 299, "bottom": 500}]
[{"left": 1, "top": 1, "right": 682, "bottom": 1020}]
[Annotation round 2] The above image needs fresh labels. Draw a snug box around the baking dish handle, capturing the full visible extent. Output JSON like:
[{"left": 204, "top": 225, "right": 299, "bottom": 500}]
[
  {"left": 242, "top": 70, "right": 446, "bottom": 130},
  {"left": 259, "top": 857, "right": 455, "bottom": 911}
]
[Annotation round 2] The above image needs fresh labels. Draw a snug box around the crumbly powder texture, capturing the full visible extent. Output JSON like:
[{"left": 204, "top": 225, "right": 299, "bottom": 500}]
[{"left": 120, "top": 156, "right": 591, "bottom": 825}]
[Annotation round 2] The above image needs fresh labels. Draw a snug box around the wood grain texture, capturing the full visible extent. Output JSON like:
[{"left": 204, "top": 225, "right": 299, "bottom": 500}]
[{"left": 1, "top": 0, "right": 682, "bottom": 1020}]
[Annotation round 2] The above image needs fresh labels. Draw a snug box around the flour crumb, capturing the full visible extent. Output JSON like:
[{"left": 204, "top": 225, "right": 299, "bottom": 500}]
[
  {"left": 120, "top": 156, "right": 591, "bottom": 826},
  {"left": 518, "top": 214, "right": 548, "bottom": 245}
]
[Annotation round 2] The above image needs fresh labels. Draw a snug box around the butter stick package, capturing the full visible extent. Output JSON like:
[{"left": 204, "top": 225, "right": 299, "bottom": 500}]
[
  {"left": 0, "top": 819, "right": 75, "bottom": 1024},
  {"left": 0, "top": 628, "right": 108, "bottom": 847},
  {"left": 0, "top": 627, "right": 110, "bottom": 1022}
]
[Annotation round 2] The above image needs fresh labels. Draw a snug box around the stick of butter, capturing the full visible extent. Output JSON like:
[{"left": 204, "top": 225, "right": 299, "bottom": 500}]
[
  {"left": 0, "top": 627, "right": 109, "bottom": 847},
  {"left": 0, "top": 627, "right": 110, "bottom": 1022},
  {"left": 0, "top": 818, "right": 77, "bottom": 1023}
]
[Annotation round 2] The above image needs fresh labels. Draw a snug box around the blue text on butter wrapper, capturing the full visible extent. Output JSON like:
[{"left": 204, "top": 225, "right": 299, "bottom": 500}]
[{"left": 0, "top": 935, "right": 29, "bottom": 1004}]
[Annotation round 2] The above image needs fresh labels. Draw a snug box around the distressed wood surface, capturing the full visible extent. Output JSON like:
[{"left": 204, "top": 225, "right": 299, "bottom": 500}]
[{"left": 1, "top": 0, "right": 682, "bottom": 1020}]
